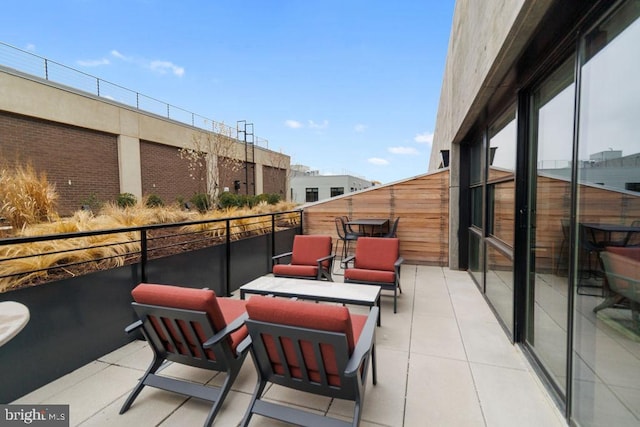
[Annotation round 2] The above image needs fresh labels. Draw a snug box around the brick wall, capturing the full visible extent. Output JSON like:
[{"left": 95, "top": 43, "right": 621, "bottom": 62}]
[
  {"left": 219, "top": 157, "right": 255, "bottom": 195},
  {"left": 262, "top": 166, "right": 287, "bottom": 197},
  {"left": 140, "top": 141, "right": 204, "bottom": 205},
  {"left": 0, "top": 111, "right": 119, "bottom": 216}
]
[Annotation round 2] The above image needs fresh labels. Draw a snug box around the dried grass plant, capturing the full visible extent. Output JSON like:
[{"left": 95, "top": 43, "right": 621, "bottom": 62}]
[
  {"left": 0, "top": 194, "right": 300, "bottom": 292},
  {"left": 0, "top": 163, "right": 59, "bottom": 230}
]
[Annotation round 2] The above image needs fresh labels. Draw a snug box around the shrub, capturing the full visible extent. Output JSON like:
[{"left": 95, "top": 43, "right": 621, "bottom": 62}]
[
  {"left": 145, "top": 194, "right": 164, "bottom": 208},
  {"left": 116, "top": 193, "right": 137, "bottom": 208},
  {"left": 80, "top": 192, "right": 102, "bottom": 212},
  {"left": 190, "top": 193, "right": 212, "bottom": 213},
  {"left": 217, "top": 192, "right": 241, "bottom": 209}
]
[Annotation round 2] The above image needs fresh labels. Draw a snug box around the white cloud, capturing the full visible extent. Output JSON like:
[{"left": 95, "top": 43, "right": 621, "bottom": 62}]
[
  {"left": 150, "top": 60, "right": 185, "bottom": 77},
  {"left": 308, "top": 119, "right": 329, "bottom": 129},
  {"left": 389, "top": 146, "right": 420, "bottom": 155},
  {"left": 25, "top": 44, "right": 36, "bottom": 52},
  {"left": 110, "top": 50, "right": 128, "bottom": 60},
  {"left": 354, "top": 124, "right": 367, "bottom": 133},
  {"left": 111, "top": 50, "right": 184, "bottom": 77},
  {"left": 77, "top": 58, "right": 110, "bottom": 67},
  {"left": 414, "top": 132, "right": 434, "bottom": 144},
  {"left": 368, "top": 157, "right": 389, "bottom": 165},
  {"left": 285, "top": 120, "right": 303, "bottom": 129}
]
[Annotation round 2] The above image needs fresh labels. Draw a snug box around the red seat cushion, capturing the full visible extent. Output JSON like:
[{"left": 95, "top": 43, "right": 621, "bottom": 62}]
[
  {"left": 344, "top": 268, "right": 396, "bottom": 284},
  {"left": 131, "top": 283, "right": 247, "bottom": 358},
  {"left": 245, "top": 296, "right": 367, "bottom": 386},
  {"left": 273, "top": 264, "right": 318, "bottom": 278},
  {"left": 354, "top": 237, "right": 399, "bottom": 271},
  {"left": 290, "top": 235, "right": 332, "bottom": 267}
]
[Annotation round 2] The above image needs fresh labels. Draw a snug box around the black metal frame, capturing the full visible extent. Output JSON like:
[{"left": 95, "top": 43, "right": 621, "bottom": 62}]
[
  {"left": 343, "top": 255, "right": 404, "bottom": 314},
  {"left": 120, "top": 302, "right": 250, "bottom": 427},
  {"left": 241, "top": 307, "right": 378, "bottom": 427}
]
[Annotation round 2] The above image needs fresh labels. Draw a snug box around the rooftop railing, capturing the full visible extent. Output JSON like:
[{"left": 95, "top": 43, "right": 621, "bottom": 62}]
[
  {"left": 0, "top": 209, "right": 302, "bottom": 296},
  {"left": 0, "top": 41, "right": 269, "bottom": 148}
]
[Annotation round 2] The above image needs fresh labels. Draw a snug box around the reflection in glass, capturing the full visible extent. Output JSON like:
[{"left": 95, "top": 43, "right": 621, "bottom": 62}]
[
  {"left": 469, "top": 230, "right": 483, "bottom": 289},
  {"left": 488, "top": 181, "right": 515, "bottom": 246},
  {"left": 528, "top": 56, "right": 575, "bottom": 395},
  {"left": 573, "top": 2, "right": 640, "bottom": 426},
  {"left": 486, "top": 245, "right": 513, "bottom": 332},
  {"left": 471, "top": 187, "right": 483, "bottom": 228}
]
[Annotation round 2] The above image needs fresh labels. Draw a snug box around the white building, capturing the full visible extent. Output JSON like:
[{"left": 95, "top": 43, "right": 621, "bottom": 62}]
[{"left": 289, "top": 165, "right": 373, "bottom": 204}]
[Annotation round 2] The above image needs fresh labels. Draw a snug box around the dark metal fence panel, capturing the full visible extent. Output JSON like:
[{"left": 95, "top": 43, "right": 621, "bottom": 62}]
[{"left": 0, "top": 265, "right": 138, "bottom": 403}]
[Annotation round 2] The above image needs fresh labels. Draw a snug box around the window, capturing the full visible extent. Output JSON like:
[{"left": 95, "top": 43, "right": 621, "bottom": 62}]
[
  {"left": 305, "top": 188, "right": 318, "bottom": 202},
  {"left": 330, "top": 187, "right": 344, "bottom": 197},
  {"left": 573, "top": 2, "right": 640, "bottom": 424}
]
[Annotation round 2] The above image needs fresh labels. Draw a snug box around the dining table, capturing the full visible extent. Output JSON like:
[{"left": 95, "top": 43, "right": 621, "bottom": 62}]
[
  {"left": 581, "top": 222, "right": 640, "bottom": 247},
  {"left": 347, "top": 218, "right": 390, "bottom": 237}
]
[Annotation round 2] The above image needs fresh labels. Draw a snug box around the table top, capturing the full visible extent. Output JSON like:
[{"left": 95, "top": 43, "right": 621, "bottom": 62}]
[
  {"left": 581, "top": 223, "right": 640, "bottom": 233},
  {"left": 347, "top": 218, "right": 389, "bottom": 226},
  {"left": 240, "top": 276, "right": 381, "bottom": 304},
  {"left": 0, "top": 301, "right": 30, "bottom": 346}
]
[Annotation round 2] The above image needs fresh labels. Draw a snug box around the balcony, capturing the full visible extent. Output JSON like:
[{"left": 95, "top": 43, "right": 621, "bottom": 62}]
[{"left": 11, "top": 265, "right": 565, "bottom": 426}]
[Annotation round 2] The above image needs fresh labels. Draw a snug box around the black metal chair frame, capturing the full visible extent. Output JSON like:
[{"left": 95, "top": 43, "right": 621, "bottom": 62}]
[
  {"left": 120, "top": 303, "right": 250, "bottom": 427},
  {"left": 383, "top": 217, "right": 400, "bottom": 238},
  {"left": 240, "top": 307, "right": 378, "bottom": 427},
  {"left": 334, "top": 217, "right": 361, "bottom": 273},
  {"left": 272, "top": 250, "right": 335, "bottom": 281}
]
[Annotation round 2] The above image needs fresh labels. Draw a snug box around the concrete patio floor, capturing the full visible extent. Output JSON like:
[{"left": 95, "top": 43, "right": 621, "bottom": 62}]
[{"left": 13, "top": 265, "right": 567, "bottom": 426}]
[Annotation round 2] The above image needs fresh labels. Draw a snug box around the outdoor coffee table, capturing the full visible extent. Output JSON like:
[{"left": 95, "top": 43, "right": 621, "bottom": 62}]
[{"left": 240, "top": 276, "right": 382, "bottom": 326}]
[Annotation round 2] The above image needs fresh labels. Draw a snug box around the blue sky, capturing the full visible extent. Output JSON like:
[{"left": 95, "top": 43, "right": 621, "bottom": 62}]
[{"left": 1, "top": 0, "right": 455, "bottom": 184}]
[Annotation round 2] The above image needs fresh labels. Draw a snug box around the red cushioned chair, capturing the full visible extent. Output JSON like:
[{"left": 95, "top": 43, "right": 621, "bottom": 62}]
[
  {"left": 240, "top": 296, "right": 377, "bottom": 427},
  {"left": 597, "top": 247, "right": 640, "bottom": 327},
  {"left": 120, "top": 283, "right": 250, "bottom": 427},
  {"left": 272, "top": 234, "right": 335, "bottom": 281},
  {"left": 343, "top": 237, "right": 404, "bottom": 313}
]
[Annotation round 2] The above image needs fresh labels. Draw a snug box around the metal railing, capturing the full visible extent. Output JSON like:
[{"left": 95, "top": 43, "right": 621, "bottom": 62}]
[
  {"left": 0, "top": 41, "right": 269, "bottom": 148},
  {"left": 0, "top": 210, "right": 302, "bottom": 295}
]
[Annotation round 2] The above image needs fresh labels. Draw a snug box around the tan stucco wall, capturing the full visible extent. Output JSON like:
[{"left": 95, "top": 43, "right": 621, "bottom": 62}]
[
  {"left": 0, "top": 70, "right": 290, "bottom": 198},
  {"left": 429, "top": 0, "right": 554, "bottom": 171}
]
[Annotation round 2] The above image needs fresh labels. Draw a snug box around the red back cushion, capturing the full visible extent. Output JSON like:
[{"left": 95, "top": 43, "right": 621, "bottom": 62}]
[
  {"left": 354, "top": 237, "right": 399, "bottom": 271},
  {"left": 245, "top": 296, "right": 355, "bottom": 384},
  {"left": 132, "top": 283, "right": 245, "bottom": 359},
  {"left": 602, "top": 251, "right": 640, "bottom": 292},
  {"left": 606, "top": 246, "right": 640, "bottom": 262},
  {"left": 132, "top": 283, "right": 227, "bottom": 331},
  {"left": 290, "top": 235, "right": 332, "bottom": 267}
]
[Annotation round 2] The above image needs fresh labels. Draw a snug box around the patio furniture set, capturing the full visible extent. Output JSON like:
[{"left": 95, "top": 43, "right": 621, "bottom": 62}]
[{"left": 119, "top": 231, "right": 402, "bottom": 426}]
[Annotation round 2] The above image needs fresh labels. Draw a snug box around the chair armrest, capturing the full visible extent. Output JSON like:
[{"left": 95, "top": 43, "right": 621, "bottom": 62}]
[
  {"left": 124, "top": 319, "right": 143, "bottom": 334},
  {"left": 343, "top": 255, "right": 356, "bottom": 267},
  {"left": 272, "top": 252, "right": 293, "bottom": 264},
  {"left": 344, "top": 307, "right": 378, "bottom": 377},
  {"left": 236, "top": 335, "right": 252, "bottom": 354},
  {"left": 203, "top": 312, "right": 249, "bottom": 348},
  {"left": 394, "top": 257, "right": 404, "bottom": 268},
  {"left": 316, "top": 254, "right": 336, "bottom": 264}
]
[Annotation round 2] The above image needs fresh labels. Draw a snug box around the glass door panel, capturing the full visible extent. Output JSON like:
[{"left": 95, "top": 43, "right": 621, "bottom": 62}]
[
  {"left": 527, "top": 56, "right": 575, "bottom": 395},
  {"left": 572, "top": 2, "right": 640, "bottom": 425}
]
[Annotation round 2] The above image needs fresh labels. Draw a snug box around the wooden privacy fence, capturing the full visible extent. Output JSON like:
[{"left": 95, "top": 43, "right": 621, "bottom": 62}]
[{"left": 302, "top": 170, "right": 450, "bottom": 265}]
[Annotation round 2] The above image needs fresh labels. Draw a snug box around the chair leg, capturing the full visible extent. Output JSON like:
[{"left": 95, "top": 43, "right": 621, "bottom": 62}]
[
  {"left": 204, "top": 360, "right": 245, "bottom": 427},
  {"left": 240, "top": 379, "right": 268, "bottom": 427},
  {"left": 120, "top": 355, "right": 164, "bottom": 414}
]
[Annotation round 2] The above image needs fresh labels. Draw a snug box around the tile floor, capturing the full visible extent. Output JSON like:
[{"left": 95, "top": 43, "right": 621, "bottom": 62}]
[{"left": 13, "top": 266, "right": 567, "bottom": 426}]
